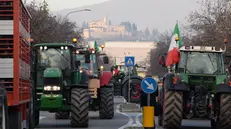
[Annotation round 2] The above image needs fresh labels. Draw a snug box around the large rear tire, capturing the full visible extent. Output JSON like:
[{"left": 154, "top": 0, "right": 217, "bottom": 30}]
[
  {"left": 55, "top": 111, "right": 69, "bottom": 119},
  {"left": 70, "top": 88, "right": 89, "bottom": 128},
  {"left": 0, "top": 88, "right": 9, "bottom": 129},
  {"left": 122, "top": 78, "right": 142, "bottom": 103},
  {"left": 158, "top": 88, "right": 164, "bottom": 126},
  {"left": 34, "top": 110, "right": 39, "bottom": 126},
  {"left": 99, "top": 88, "right": 114, "bottom": 119},
  {"left": 216, "top": 94, "right": 231, "bottom": 129},
  {"left": 163, "top": 90, "right": 183, "bottom": 129}
]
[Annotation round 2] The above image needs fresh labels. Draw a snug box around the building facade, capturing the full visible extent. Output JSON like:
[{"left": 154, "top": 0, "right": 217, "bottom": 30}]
[
  {"left": 102, "top": 41, "right": 157, "bottom": 67},
  {"left": 83, "top": 16, "right": 131, "bottom": 39}
]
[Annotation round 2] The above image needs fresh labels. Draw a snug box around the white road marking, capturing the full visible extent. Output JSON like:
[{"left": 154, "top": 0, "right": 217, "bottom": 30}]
[
  {"left": 39, "top": 116, "right": 46, "bottom": 120},
  {"left": 116, "top": 104, "right": 143, "bottom": 129},
  {"left": 135, "top": 113, "right": 143, "bottom": 126},
  {"left": 116, "top": 104, "right": 134, "bottom": 129}
]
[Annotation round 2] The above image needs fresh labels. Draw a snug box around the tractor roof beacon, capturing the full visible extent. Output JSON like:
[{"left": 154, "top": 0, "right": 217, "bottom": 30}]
[{"left": 157, "top": 38, "right": 231, "bottom": 129}]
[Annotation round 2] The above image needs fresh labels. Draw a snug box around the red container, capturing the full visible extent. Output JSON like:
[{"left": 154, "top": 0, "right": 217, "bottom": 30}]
[{"left": 0, "top": 0, "right": 32, "bottom": 128}]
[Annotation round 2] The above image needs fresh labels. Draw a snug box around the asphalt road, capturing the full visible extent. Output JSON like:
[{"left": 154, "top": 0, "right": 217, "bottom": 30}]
[
  {"left": 35, "top": 97, "right": 128, "bottom": 129},
  {"left": 35, "top": 97, "right": 212, "bottom": 129}
]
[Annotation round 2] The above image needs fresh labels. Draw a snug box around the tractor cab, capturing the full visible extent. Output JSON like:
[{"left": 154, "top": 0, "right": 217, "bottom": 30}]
[
  {"left": 75, "top": 46, "right": 111, "bottom": 99},
  {"left": 31, "top": 43, "right": 77, "bottom": 90},
  {"left": 31, "top": 43, "right": 89, "bottom": 109},
  {"left": 177, "top": 46, "right": 225, "bottom": 75},
  {"left": 75, "top": 47, "right": 109, "bottom": 78}
]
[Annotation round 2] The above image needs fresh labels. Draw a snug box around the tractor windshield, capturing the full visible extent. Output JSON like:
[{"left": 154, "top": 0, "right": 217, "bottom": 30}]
[
  {"left": 75, "top": 54, "right": 98, "bottom": 76},
  {"left": 76, "top": 54, "right": 90, "bottom": 70},
  {"left": 179, "top": 51, "right": 225, "bottom": 74},
  {"left": 90, "top": 54, "right": 98, "bottom": 75},
  {"left": 37, "top": 47, "right": 71, "bottom": 70}
]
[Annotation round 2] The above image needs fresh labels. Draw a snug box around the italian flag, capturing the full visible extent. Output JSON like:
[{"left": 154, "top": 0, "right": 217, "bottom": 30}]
[{"left": 165, "top": 23, "right": 183, "bottom": 67}]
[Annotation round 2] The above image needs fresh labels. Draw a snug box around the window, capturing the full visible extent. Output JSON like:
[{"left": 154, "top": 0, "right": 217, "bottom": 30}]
[
  {"left": 185, "top": 52, "right": 222, "bottom": 74},
  {"left": 37, "top": 47, "right": 71, "bottom": 70},
  {"left": 76, "top": 54, "right": 90, "bottom": 70},
  {"left": 76, "top": 54, "right": 98, "bottom": 76},
  {"left": 90, "top": 54, "right": 98, "bottom": 76}
]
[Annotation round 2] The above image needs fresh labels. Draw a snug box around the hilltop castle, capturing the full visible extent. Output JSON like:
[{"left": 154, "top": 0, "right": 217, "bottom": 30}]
[{"left": 83, "top": 16, "right": 131, "bottom": 39}]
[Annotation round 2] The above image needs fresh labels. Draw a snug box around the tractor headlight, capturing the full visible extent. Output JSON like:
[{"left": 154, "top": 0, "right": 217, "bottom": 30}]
[
  {"left": 44, "top": 86, "right": 60, "bottom": 91},
  {"left": 53, "top": 86, "right": 60, "bottom": 91},
  {"left": 44, "top": 86, "right": 52, "bottom": 91}
]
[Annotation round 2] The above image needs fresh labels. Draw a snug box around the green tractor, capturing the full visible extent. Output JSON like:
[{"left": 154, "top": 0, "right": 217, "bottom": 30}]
[
  {"left": 30, "top": 42, "right": 114, "bottom": 128},
  {"left": 74, "top": 47, "right": 114, "bottom": 117},
  {"left": 111, "top": 64, "right": 143, "bottom": 103},
  {"left": 157, "top": 41, "right": 231, "bottom": 129}
]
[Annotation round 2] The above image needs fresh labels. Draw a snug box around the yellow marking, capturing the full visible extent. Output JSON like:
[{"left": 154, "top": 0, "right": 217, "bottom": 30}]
[{"left": 143, "top": 106, "right": 155, "bottom": 127}]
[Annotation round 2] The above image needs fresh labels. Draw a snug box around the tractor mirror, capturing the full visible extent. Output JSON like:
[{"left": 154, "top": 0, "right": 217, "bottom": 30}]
[
  {"left": 75, "top": 60, "right": 81, "bottom": 67},
  {"left": 85, "top": 51, "right": 91, "bottom": 63},
  {"left": 103, "top": 56, "right": 109, "bottom": 64}
]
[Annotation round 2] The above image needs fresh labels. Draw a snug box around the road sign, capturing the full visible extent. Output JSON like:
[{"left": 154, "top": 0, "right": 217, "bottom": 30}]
[
  {"left": 141, "top": 77, "right": 157, "bottom": 94},
  {"left": 125, "top": 56, "right": 135, "bottom": 67}
]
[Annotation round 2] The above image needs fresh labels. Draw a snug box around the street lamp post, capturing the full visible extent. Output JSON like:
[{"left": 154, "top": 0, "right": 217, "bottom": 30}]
[
  {"left": 65, "top": 9, "right": 91, "bottom": 19},
  {"left": 63, "top": 9, "right": 91, "bottom": 43}
]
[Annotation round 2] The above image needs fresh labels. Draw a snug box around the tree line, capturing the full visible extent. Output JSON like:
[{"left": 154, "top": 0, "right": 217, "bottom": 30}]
[
  {"left": 148, "top": 0, "right": 231, "bottom": 76},
  {"left": 25, "top": 0, "right": 83, "bottom": 44}
]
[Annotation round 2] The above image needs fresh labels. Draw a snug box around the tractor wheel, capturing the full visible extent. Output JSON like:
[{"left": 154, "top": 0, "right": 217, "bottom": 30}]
[
  {"left": 0, "top": 88, "right": 9, "bottom": 129},
  {"left": 26, "top": 102, "right": 34, "bottom": 129},
  {"left": 216, "top": 94, "right": 231, "bottom": 129},
  {"left": 163, "top": 90, "right": 183, "bottom": 129},
  {"left": 34, "top": 109, "right": 40, "bottom": 126},
  {"left": 122, "top": 78, "right": 142, "bottom": 103},
  {"left": 70, "top": 88, "right": 89, "bottom": 128},
  {"left": 158, "top": 88, "right": 164, "bottom": 126},
  {"left": 55, "top": 111, "right": 69, "bottom": 119},
  {"left": 99, "top": 88, "right": 114, "bottom": 119}
]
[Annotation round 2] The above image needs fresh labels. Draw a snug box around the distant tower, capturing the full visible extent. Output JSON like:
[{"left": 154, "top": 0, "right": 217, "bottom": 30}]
[{"left": 103, "top": 16, "right": 108, "bottom": 25}]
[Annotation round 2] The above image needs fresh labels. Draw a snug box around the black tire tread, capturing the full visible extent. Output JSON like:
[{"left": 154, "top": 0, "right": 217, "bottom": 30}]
[
  {"left": 122, "top": 78, "right": 142, "bottom": 103},
  {"left": 218, "top": 94, "right": 231, "bottom": 129},
  {"left": 55, "top": 111, "right": 69, "bottom": 119},
  {"left": 34, "top": 110, "right": 39, "bottom": 126},
  {"left": 163, "top": 90, "right": 183, "bottom": 129},
  {"left": 99, "top": 88, "right": 114, "bottom": 119},
  {"left": 70, "top": 88, "right": 89, "bottom": 127}
]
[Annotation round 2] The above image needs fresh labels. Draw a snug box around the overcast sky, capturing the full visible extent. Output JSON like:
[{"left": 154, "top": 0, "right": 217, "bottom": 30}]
[
  {"left": 26, "top": 0, "right": 109, "bottom": 11},
  {"left": 24, "top": 0, "right": 200, "bottom": 31}
]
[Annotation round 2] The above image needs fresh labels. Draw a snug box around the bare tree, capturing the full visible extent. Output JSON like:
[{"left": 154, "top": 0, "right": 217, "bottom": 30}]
[
  {"left": 187, "top": 0, "right": 231, "bottom": 53},
  {"left": 148, "top": 30, "right": 172, "bottom": 76},
  {"left": 26, "top": 0, "right": 83, "bottom": 44}
]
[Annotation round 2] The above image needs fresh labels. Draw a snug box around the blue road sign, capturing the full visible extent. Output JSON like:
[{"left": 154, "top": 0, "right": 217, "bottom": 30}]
[
  {"left": 125, "top": 56, "right": 135, "bottom": 67},
  {"left": 141, "top": 77, "right": 157, "bottom": 94}
]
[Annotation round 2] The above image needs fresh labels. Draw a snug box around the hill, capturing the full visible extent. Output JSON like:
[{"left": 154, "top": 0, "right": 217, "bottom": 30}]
[{"left": 54, "top": 0, "right": 200, "bottom": 32}]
